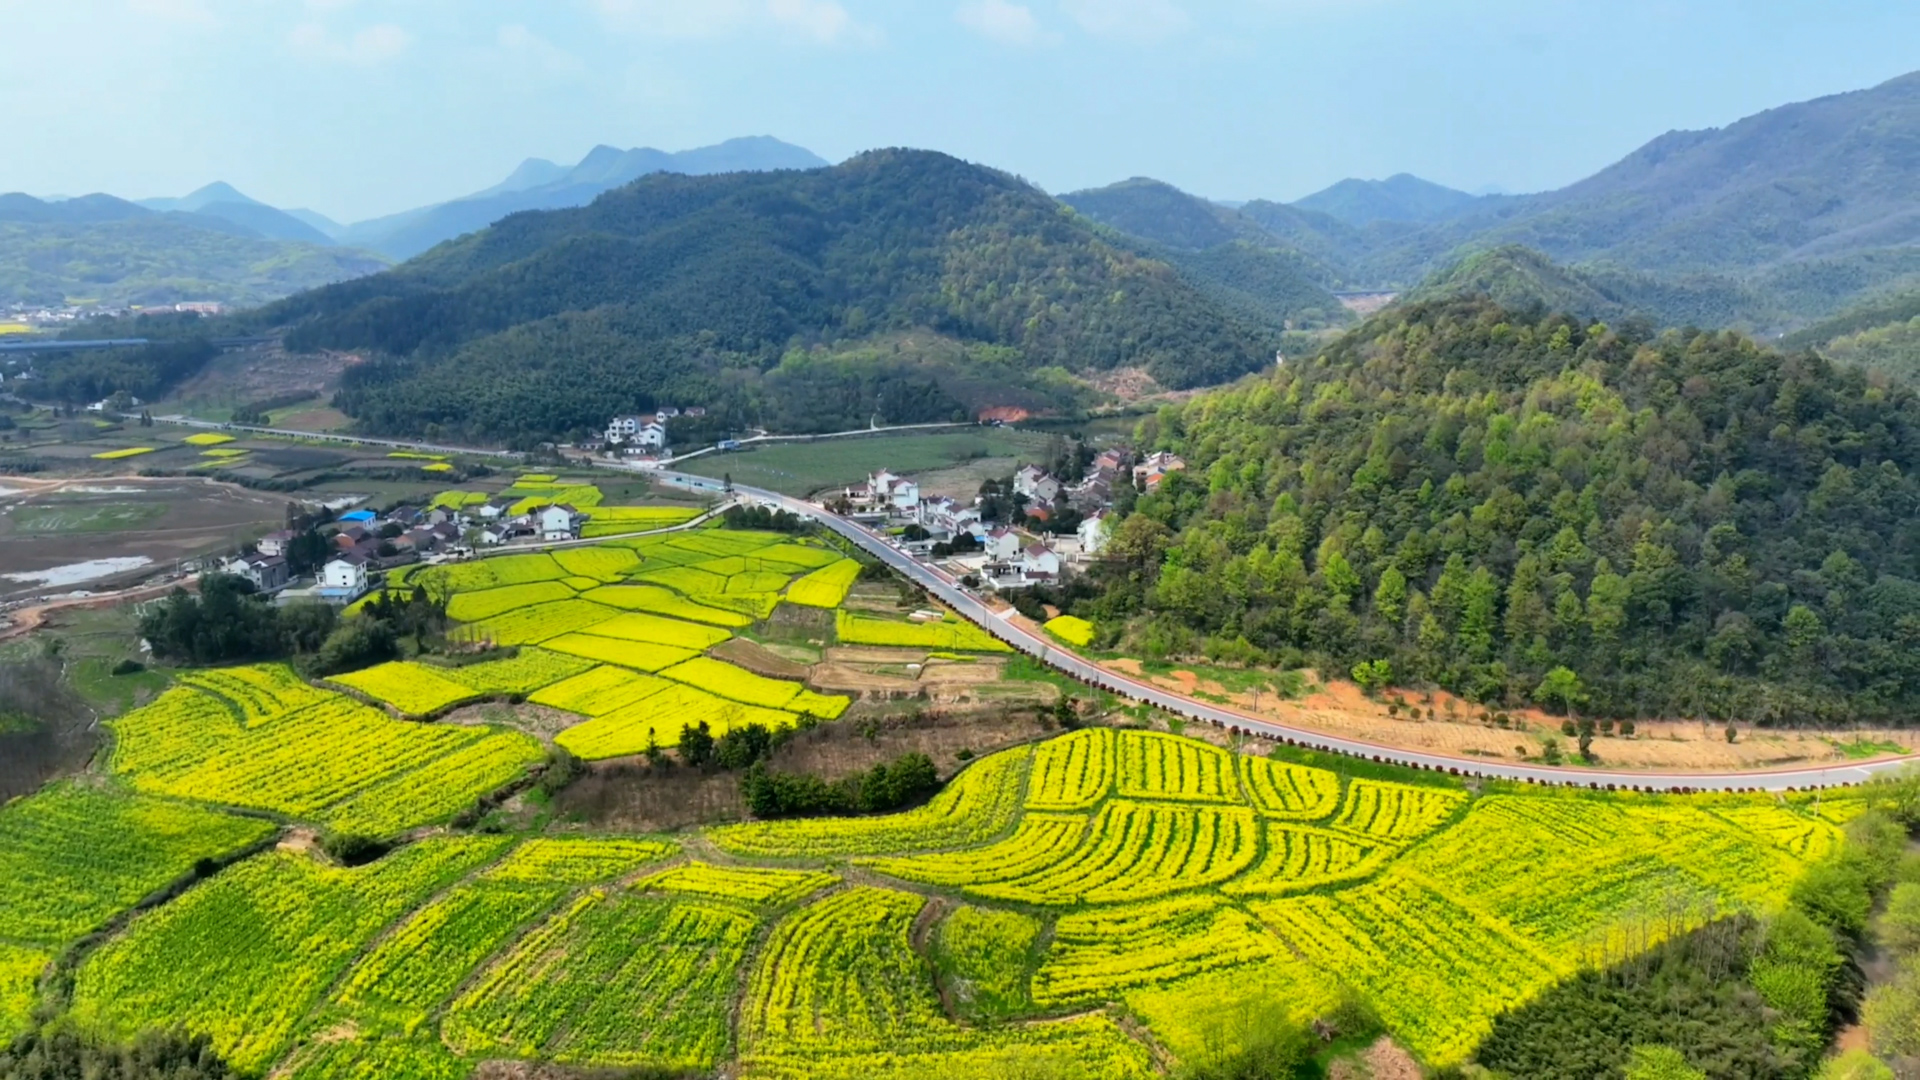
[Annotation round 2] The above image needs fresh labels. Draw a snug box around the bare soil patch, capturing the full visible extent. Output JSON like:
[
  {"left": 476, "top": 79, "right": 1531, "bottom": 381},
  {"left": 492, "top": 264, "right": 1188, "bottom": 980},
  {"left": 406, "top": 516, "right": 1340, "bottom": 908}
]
[
  {"left": 810, "top": 662, "right": 922, "bottom": 699},
  {"left": 442, "top": 701, "right": 580, "bottom": 740},
  {"left": 711, "top": 638, "right": 808, "bottom": 680},
  {"left": 918, "top": 659, "right": 1004, "bottom": 685},
  {"left": 826, "top": 646, "right": 930, "bottom": 665},
  {"left": 1097, "top": 657, "right": 1920, "bottom": 772}
]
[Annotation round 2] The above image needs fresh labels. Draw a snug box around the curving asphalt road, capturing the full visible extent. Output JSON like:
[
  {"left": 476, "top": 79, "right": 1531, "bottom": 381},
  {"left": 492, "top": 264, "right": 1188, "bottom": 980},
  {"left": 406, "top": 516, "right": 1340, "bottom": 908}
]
[{"left": 653, "top": 468, "right": 1920, "bottom": 793}]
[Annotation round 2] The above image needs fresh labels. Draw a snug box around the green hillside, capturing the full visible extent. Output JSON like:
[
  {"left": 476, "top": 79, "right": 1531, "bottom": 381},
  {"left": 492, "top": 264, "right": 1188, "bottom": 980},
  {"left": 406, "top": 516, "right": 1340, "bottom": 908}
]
[
  {"left": 0, "top": 214, "right": 387, "bottom": 309},
  {"left": 269, "top": 151, "right": 1281, "bottom": 443},
  {"left": 1074, "top": 297, "right": 1920, "bottom": 725},
  {"left": 1406, "top": 246, "right": 1765, "bottom": 330}
]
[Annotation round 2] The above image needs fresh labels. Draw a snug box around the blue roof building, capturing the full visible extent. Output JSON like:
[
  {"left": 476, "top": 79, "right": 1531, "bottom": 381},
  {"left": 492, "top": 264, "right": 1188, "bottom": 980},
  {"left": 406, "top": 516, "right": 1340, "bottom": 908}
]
[{"left": 339, "top": 510, "right": 378, "bottom": 523}]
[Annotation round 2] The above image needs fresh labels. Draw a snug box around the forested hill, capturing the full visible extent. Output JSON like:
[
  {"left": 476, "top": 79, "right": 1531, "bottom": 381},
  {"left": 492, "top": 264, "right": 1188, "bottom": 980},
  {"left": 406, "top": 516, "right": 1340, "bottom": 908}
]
[
  {"left": 267, "top": 150, "right": 1280, "bottom": 443},
  {"left": 1088, "top": 297, "right": 1920, "bottom": 725}
]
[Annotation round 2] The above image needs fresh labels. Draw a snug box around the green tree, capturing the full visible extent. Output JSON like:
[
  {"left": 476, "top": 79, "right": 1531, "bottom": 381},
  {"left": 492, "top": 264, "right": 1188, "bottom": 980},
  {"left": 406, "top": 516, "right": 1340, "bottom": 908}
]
[
  {"left": 1814, "top": 1050, "right": 1896, "bottom": 1080},
  {"left": 1350, "top": 659, "right": 1393, "bottom": 695},
  {"left": 1372, "top": 565, "right": 1407, "bottom": 623},
  {"left": 1534, "top": 667, "right": 1586, "bottom": 716},
  {"left": 1864, "top": 967, "right": 1920, "bottom": 1059},
  {"left": 1624, "top": 1045, "right": 1705, "bottom": 1080}
]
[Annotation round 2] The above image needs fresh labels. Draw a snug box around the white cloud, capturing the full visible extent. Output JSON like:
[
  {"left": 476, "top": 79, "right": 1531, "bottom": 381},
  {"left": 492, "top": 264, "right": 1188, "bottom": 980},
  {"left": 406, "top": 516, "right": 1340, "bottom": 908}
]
[
  {"left": 289, "top": 21, "right": 411, "bottom": 65},
  {"left": 126, "top": 0, "right": 218, "bottom": 27},
  {"left": 768, "top": 0, "right": 881, "bottom": 45},
  {"left": 1060, "top": 0, "right": 1188, "bottom": 41},
  {"left": 957, "top": 0, "right": 1046, "bottom": 46},
  {"left": 497, "top": 23, "right": 584, "bottom": 76},
  {"left": 588, "top": 0, "right": 753, "bottom": 38},
  {"left": 589, "top": 0, "right": 879, "bottom": 45}
]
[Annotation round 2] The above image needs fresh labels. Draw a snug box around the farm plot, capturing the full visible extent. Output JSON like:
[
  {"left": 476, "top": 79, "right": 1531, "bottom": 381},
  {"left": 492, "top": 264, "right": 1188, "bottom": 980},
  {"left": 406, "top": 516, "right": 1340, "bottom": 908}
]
[
  {"left": 427, "top": 649, "right": 596, "bottom": 697},
  {"left": 1043, "top": 615, "right": 1095, "bottom": 647},
  {"left": 552, "top": 546, "right": 641, "bottom": 582},
  {"left": 284, "top": 1036, "right": 469, "bottom": 1080},
  {"left": 445, "top": 891, "right": 756, "bottom": 1071},
  {"left": 579, "top": 585, "right": 754, "bottom": 627},
  {"left": 1249, "top": 870, "right": 1562, "bottom": 1065},
  {"left": 836, "top": 611, "right": 1011, "bottom": 653},
  {"left": 579, "top": 611, "right": 734, "bottom": 649},
  {"left": 0, "top": 945, "right": 44, "bottom": 1038},
  {"left": 740, "top": 887, "right": 1153, "bottom": 1080},
  {"left": 931, "top": 906, "right": 1042, "bottom": 1022},
  {"left": 555, "top": 684, "right": 798, "bottom": 760},
  {"left": 637, "top": 863, "right": 838, "bottom": 907},
  {"left": 1328, "top": 780, "right": 1468, "bottom": 845},
  {"left": 110, "top": 680, "right": 542, "bottom": 835},
  {"left": 1400, "top": 795, "right": 1811, "bottom": 952},
  {"left": 445, "top": 581, "right": 579, "bottom": 623},
  {"left": 415, "top": 554, "right": 569, "bottom": 600},
  {"left": 329, "top": 662, "right": 481, "bottom": 717},
  {"left": 178, "top": 664, "right": 334, "bottom": 723},
  {"left": 465, "top": 599, "right": 620, "bottom": 646},
  {"left": 0, "top": 784, "right": 274, "bottom": 945},
  {"left": 784, "top": 558, "right": 862, "bottom": 608},
  {"left": 1032, "top": 894, "right": 1285, "bottom": 1007},
  {"left": 483, "top": 837, "right": 678, "bottom": 885},
  {"left": 1221, "top": 824, "right": 1388, "bottom": 898},
  {"left": 1115, "top": 731, "right": 1241, "bottom": 803},
  {"left": 530, "top": 666, "right": 673, "bottom": 717},
  {"left": 1237, "top": 755, "right": 1341, "bottom": 820},
  {"left": 946, "top": 801, "right": 1259, "bottom": 906},
  {"left": 659, "top": 656, "right": 806, "bottom": 710},
  {"left": 1027, "top": 728, "right": 1115, "bottom": 811},
  {"left": 542, "top": 633, "right": 698, "bottom": 673},
  {"left": 71, "top": 838, "right": 508, "bottom": 1074}
]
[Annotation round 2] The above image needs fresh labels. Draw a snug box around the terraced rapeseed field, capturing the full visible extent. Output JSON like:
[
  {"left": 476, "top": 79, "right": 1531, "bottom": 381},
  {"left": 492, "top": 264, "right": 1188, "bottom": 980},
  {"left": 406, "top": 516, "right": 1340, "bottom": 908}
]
[{"left": 4, "top": 529, "right": 1873, "bottom": 1077}]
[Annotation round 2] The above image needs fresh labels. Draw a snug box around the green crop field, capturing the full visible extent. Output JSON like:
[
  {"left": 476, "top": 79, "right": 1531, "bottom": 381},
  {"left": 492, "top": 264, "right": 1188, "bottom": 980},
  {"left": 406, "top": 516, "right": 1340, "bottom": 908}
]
[
  {"left": 8, "top": 503, "right": 168, "bottom": 534},
  {"left": 677, "top": 429, "right": 1051, "bottom": 496}
]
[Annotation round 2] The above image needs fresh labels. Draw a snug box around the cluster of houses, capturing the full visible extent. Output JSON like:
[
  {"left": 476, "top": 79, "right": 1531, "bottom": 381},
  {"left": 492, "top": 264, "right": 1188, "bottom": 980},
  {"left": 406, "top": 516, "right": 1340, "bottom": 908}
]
[
  {"left": 602, "top": 407, "right": 707, "bottom": 455},
  {"left": 222, "top": 497, "right": 593, "bottom": 606},
  {"left": 834, "top": 448, "right": 1186, "bottom": 591}
]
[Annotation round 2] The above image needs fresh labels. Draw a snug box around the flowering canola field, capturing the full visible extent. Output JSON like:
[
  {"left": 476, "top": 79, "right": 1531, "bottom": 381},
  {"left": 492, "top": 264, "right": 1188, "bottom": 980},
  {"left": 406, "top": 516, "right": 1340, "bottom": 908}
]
[{"left": 0, "top": 528, "right": 1863, "bottom": 1077}]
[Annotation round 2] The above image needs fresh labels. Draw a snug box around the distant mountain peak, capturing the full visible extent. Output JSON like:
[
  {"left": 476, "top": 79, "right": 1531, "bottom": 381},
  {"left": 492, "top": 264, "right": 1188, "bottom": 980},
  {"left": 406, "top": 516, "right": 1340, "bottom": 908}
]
[{"left": 1290, "top": 174, "right": 1483, "bottom": 226}]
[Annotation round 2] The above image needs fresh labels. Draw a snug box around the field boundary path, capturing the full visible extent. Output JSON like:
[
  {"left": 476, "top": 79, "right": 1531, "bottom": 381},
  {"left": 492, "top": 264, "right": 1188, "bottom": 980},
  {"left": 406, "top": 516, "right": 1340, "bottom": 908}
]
[{"left": 649, "top": 468, "right": 1920, "bottom": 793}]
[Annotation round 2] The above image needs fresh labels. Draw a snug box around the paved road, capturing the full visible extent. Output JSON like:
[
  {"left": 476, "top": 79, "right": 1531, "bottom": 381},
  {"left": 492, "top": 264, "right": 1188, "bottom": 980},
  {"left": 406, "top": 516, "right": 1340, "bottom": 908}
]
[{"left": 655, "top": 469, "right": 1920, "bottom": 793}]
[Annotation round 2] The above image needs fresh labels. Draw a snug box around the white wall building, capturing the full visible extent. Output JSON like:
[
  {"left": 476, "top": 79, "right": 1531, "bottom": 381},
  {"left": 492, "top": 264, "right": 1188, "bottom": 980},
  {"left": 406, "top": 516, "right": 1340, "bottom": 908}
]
[
  {"left": 538, "top": 504, "right": 584, "bottom": 540},
  {"left": 1078, "top": 510, "right": 1111, "bottom": 556},
  {"left": 321, "top": 555, "right": 368, "bottom": 596}
]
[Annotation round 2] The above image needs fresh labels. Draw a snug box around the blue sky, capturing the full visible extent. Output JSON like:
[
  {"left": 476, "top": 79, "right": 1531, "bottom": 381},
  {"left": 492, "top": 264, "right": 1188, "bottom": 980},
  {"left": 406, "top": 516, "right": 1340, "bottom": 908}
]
[{"left": 4, "top": 0, "right": 1918, "bottom": 223}]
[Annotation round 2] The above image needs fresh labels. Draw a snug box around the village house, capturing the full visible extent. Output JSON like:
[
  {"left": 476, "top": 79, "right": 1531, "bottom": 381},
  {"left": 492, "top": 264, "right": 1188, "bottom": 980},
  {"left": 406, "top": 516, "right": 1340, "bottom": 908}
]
[
  {"left": 1021, "top": 543, "right": 1062, "bottom": 579},
  {"left": 1014, "top": 465, "right": 1061, "bottom": 505},
  {"left": 223, "top": 552, "right": 290, "bottom": 593},
  {"left": 983, "top": 527, "right": 1023, "bottom": 563},
  {"left": 320, "top": 553, "right": 369, "bottom": 599},
  {"left": 538, "top": 504, "right": 585, "bottom": 541},
  {"left": 1078, "top": 510, "right": 1111, "bottom": 556},
  {"left": 1133, "top": 451, "right": 1188, "bottom": 490},
  {"left": 256, "top": 529, "right": 296, "bottom": 558}
]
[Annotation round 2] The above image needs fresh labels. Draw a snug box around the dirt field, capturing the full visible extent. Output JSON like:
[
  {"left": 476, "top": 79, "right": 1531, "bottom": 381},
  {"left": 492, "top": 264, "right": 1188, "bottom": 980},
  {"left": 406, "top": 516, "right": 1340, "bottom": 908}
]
[
  {"left": 1100, "top": 658, "right": 1920, "bottom": 772},
  {"left": 0, "top": 476, "right": 286, "bottom": 599}
]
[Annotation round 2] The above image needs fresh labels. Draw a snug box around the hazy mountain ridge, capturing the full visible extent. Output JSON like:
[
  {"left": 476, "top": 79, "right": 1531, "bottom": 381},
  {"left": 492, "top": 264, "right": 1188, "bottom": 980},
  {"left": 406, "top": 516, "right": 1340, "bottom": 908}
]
[
  {"left": 338, "top": 136, "right": 832, "bottom": 259},
  {"left": 1067, "top": 71, "right": 1920, "bottom": 332},
  {"left": 1290, "top": 173, "right": 1490, "bottom": 226}
]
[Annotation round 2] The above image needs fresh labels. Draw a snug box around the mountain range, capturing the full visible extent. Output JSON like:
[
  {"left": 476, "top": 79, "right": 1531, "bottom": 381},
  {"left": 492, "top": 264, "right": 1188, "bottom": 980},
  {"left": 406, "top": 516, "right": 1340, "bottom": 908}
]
[
  {"left": 249, "top": 149, "right": 1279, "bottom": 444},
  {"left": 1065, "top": 70, "right": 1920, "bottom": 334},
  {"left": 0, "top": 137, "right": 831, "bottom": 309}
]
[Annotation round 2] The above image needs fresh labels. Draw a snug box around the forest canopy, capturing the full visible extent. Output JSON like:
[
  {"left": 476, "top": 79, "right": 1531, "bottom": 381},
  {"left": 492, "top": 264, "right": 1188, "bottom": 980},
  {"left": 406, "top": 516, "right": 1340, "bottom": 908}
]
[{"left": 1082, "top": 297, "right": 1920, "bottom": 725}]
